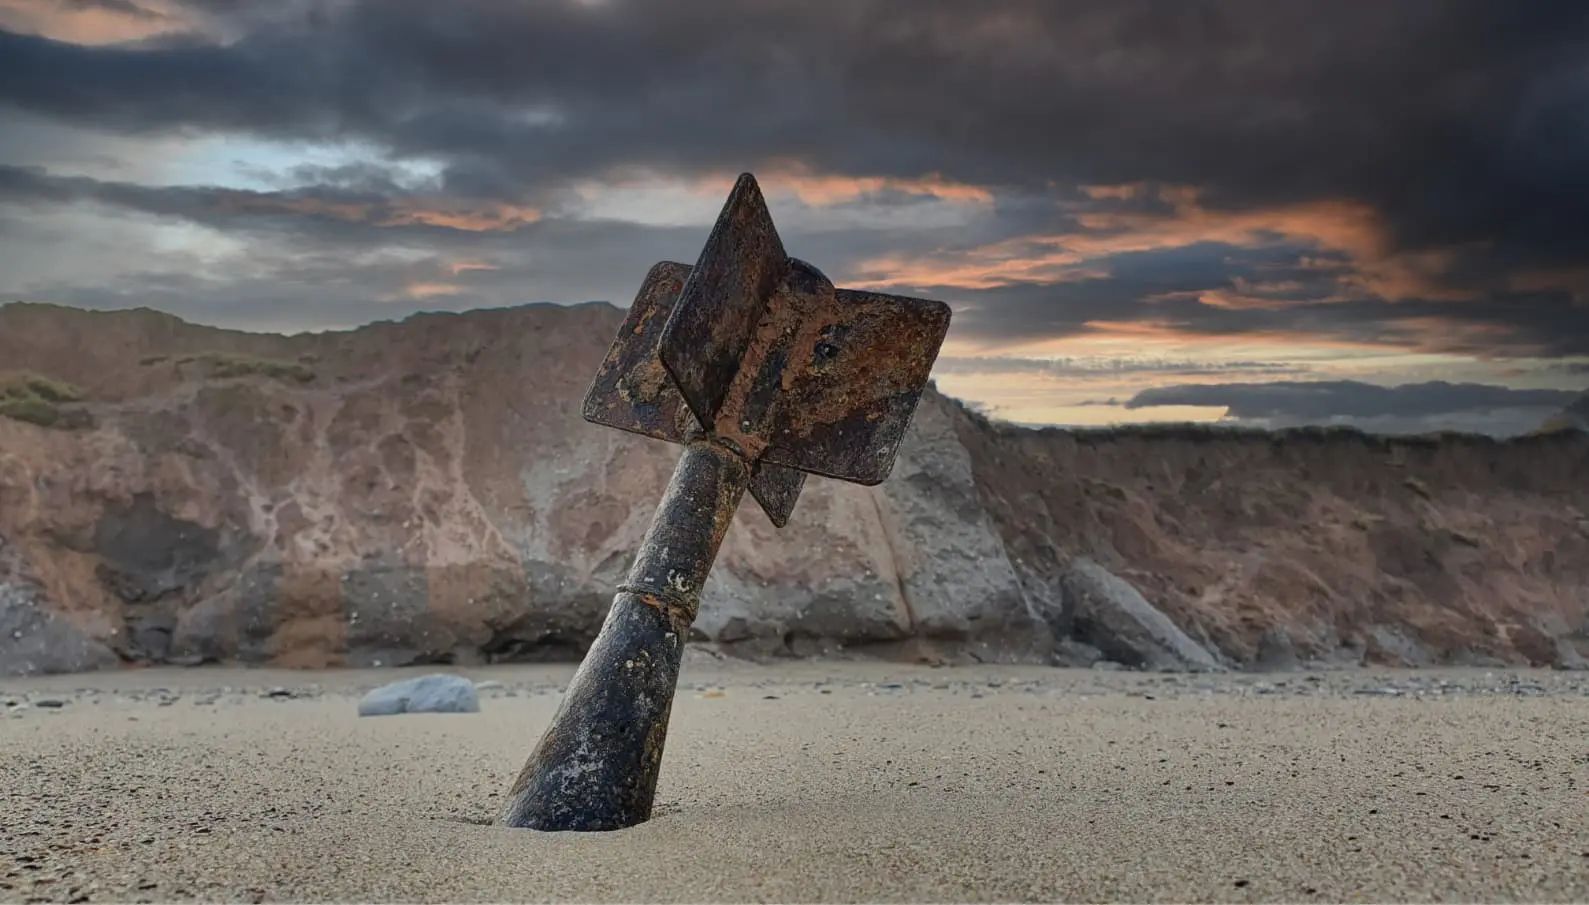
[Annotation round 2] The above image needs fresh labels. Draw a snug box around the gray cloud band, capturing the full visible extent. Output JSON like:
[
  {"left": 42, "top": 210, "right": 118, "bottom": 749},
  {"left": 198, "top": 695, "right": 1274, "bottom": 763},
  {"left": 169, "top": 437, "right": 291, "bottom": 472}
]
[
  {"left": 0, "top": 0, "right": 1587, "bottom": 356},
  {"left": 1113, "top": 379, "right": 1580, "bottom": 438}
]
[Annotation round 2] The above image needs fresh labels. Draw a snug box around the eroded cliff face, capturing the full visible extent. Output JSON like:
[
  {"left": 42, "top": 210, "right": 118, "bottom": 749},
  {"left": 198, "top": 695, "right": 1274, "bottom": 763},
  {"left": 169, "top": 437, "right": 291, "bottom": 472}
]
[
  {"left": 953, "top": 414, "right": 1589, "bottom": 669},
  {"left": 0, "top": 302, "right": 1038, "bottom": 673},
  {"left": 1, "top": 300, "right": 1585, "bottom": 675}
]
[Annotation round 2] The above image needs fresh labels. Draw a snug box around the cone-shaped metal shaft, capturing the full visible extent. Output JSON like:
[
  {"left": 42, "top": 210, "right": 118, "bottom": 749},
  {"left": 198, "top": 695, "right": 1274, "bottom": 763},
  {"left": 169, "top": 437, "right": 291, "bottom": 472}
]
[{"left": 500, "top": 439, "right": 748, "bottom": 832}]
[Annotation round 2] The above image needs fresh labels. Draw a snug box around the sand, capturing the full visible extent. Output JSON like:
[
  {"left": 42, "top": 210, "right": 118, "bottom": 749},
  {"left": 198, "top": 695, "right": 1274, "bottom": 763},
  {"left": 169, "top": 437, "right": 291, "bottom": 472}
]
[{"left": 2, "top": 660, "right": 1587, "bottom": 903}]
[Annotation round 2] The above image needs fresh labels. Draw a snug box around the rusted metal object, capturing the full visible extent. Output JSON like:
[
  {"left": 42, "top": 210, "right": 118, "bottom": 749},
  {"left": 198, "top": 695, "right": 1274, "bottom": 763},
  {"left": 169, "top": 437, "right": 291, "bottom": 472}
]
[
  {"left": 500, "top": 439, "right": 746, "bottom": 832},
  {"left": 500, "top": 173, "right": 952, "bottom": 832}
]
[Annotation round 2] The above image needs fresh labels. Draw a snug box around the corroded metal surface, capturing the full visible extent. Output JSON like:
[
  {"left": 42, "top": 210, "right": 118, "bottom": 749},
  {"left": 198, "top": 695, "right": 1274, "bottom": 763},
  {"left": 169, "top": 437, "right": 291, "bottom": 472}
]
[
  {"left": 500, "top": 441, "right": 747, "bottom": 832},
  {"left": 581, "top": 261, "right": 696, "bottom": 445},
  {"left": 746, "top": 459, "right": 806, "bottom": 529},
  {"left": 581, "top": 259, "right": 807, "bottom": 527},
  {"left": 730, "top": 267, "right": 952, "bottom": 486},
  {"left": 504, "top": 172, "right": 953, "bottom": 833},
  {"left": 619, "top": 440, "right": 749, "bottom": 627},
  {"left": 660, "top": 174, "right": 791, "bottom": 430}
]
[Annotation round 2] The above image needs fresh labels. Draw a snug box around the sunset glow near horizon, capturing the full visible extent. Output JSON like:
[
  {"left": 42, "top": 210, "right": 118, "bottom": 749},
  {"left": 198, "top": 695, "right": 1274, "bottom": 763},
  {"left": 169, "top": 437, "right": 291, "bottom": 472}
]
[{"left": 2, "top": 0, "right": 1587, "bottom": 436}]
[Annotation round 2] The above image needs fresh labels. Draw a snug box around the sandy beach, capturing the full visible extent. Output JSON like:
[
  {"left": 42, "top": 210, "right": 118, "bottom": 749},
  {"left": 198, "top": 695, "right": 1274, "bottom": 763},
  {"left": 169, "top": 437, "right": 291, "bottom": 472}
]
[{"left": 2, "top": 660, "right": 1586, "bottom": 903}]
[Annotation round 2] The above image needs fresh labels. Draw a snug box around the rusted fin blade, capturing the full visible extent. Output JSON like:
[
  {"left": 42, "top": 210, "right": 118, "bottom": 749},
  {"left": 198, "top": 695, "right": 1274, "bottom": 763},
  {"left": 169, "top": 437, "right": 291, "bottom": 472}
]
[
  {"left": 582, "top": 262, "right": 697, "bottom": 443},
  {"left": 761, "top": 288, "right": 952, "bottom": 485},
  {"left": 584, "top": 258, "right": 807, "bottom": 526},
  {"left": 747, "top": 460, "right": 804, "bottom": 528},
  {"left": 659, "top": 173, "right": 790, "bottom": 429}
]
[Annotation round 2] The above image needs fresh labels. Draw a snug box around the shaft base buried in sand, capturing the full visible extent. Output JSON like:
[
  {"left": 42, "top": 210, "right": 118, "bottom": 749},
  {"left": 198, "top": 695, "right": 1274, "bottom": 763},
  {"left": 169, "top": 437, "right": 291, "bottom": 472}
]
[
  {"left": 499, "top": 173, "right": 952, "bottom": 832},
  {"left": 500, "top": 439, "right": 747, "bottom": 832}
]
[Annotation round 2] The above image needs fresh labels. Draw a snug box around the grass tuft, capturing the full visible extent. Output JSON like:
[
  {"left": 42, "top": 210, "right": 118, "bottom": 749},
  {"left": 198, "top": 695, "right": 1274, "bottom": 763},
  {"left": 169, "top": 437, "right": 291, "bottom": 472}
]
[
  {"left": 175, "top": 353, "right": 316, "bottom": 384},
  {"left": 0, "top": 372, "right": 86, "bottom": 427}
]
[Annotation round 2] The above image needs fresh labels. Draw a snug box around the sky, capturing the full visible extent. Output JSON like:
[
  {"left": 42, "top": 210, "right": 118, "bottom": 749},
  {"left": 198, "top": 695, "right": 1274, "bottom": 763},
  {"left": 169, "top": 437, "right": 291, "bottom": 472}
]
[{"left": 1, "top": 0, "right": 1587, "bottom": 436}]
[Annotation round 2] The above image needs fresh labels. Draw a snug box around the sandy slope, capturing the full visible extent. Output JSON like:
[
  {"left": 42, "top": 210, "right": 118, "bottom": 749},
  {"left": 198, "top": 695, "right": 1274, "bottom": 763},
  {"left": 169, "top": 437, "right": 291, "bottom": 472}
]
[{"left": 3, "top": 661, "right": 1587, "bottom": 903}]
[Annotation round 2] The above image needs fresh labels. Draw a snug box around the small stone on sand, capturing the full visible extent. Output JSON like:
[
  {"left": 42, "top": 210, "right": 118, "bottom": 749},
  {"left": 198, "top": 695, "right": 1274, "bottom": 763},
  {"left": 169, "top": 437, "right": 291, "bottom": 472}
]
[{"left": 357, "top": 674, "right": 480, "bottom": 716}]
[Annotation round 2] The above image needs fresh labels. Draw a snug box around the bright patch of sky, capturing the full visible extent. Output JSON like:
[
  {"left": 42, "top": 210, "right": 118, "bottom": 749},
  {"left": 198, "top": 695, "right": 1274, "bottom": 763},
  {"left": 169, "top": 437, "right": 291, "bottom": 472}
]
[
  {"left": 162, "top": 138, "right": 449, "bottom": 191},
  {"left": 0, "top": 112, "right": 190, "bottom": 182},
  {"left": 2, "top": 207, "right": 242, "bottom": 290}
]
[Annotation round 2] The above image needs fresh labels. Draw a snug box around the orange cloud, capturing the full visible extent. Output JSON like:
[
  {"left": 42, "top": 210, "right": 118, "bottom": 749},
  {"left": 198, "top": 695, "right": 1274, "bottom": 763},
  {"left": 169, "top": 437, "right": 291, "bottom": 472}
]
[
  {"left": 1191, "top": 289, "right": 1296, "bottom": 311},
  {"left": 379, "top": 256, "right": 503, "bottom": 301},
  {"left": 1079, "top": 184, "right": 1145, "bottom": 200},
  {"left": 846, "top": 188, "right": 1390, "bottom": 293},
  {"left": 847, "top": 246, "right": 1109, "bottom": 291},
  {"left": 1384, "top": 316, "right": 1555, "bottom": 357},
  {"left": 385, "top": 203, "right": 542, "bottom": 231},
  {"left": 1335, "top": 244, "right": 1483, "bottom": 303},
  {"left": 1002, "top": 320, "right": 1404, "bottom": 358},
  {"left": 1509, "top": 267, "right": 1589, "bottom": 305},
  {"left": 1070, "top": 187, "right": 1385, "bottom": 260},
  {"left": 587, "top": 162, "right": 996, "bottom": 210},
  {"left": 1187, "top": 277, "right": 1311, "bottom": 311},
  {"left": 0, "top": 0, "right": 193, "bottom": 45},
  {"left": 847, "top": 183, "right": 1476, "bottom": 304},
  {"left": 397, "top": 282, "right": 466, "bottom": 301},
  {"left": 382, "top": 257, "right": 501, "bottom": 302},
  {"left": 751, "top": 160, "right": 995, "bottom": 206}
]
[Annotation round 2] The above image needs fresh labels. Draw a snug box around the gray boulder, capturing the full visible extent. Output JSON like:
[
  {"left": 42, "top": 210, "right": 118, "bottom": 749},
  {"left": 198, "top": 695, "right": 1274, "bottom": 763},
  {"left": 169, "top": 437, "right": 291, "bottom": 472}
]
[
  {"left": 875, "top": 391, "right": 1037, "bottom": 650},
  {"left": 1252, "top": 626, "right": 1302, "bottom": 672},
  {"left": 357, "top": 674, "right": 481, "bottom": 716},
  {"left": 0, "top": 583, "right": 119, "bottom": 677},
  {"left": 1554, "top": 637, "right": 1589, "bottom": 671},
  {"left": 1057, "top": 558, "right": 1224, "bottom": 672}
]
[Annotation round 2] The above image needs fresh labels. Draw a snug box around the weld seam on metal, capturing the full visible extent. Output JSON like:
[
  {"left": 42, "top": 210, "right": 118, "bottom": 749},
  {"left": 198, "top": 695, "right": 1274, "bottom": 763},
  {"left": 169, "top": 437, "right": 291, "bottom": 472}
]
[{"left": 617, "top": 584, "right": 699, "bottom": 627}]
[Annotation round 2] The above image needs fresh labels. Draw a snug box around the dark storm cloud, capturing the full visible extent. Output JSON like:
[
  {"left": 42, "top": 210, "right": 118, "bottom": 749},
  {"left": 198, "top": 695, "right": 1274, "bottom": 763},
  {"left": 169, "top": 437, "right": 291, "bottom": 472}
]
[
  {"left": 3, "top": 1, "right": 1587, "bottom": 237},
  {"left": 0, "top": 162, "right": 535, "bottom": 245},
  {"left": 874, "top": 242, "right": 1332, "bottom": 346},
  {"left": 932, "top": 357, "right": 1306, "bottom": 378},
  {"left": 1124, "top": 380, "right": 1578, "bottom": 420},
  {"left": 0, "top": 162, "right": 1023, "bottom": 329},
  {"left": 12, "top": 154, "right": 1589, "bottom": 357},
  {"left": 1136, "top": 283, "right": 1589, "bottom": 358},
  {"left": 0, "top": 161, "right": 989, "bottom": 287},
  {"left": 915, "top": 242, "right": 1589, "bottom": 357},
  {"left": 1115, "top": 379, "right": 1584, "bottom": 436},
  {"left": 1, "top": 0, "right": 1587, "bottom": 356},
  {"left": 11, "top": 171, "right": 1589, "bottom": 362}
]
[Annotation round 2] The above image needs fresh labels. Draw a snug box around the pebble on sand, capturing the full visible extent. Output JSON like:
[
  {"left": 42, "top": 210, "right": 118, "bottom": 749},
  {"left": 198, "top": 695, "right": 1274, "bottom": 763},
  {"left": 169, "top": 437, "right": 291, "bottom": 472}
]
[{"left": 356, "top": 674, "right": 480, "bottom": 717}]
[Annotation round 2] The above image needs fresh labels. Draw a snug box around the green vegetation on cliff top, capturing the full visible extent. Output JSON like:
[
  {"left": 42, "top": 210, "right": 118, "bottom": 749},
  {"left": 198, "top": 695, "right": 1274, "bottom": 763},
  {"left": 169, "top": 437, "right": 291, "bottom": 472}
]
[{"left": 0, "top": 372, "right": 85, "bottom": 428}]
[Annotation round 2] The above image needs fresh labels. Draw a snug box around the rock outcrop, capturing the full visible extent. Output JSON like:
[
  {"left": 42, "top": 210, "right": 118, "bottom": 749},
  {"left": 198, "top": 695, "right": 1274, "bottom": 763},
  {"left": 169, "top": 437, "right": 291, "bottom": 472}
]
[
  {"left": 2, "top": 300, "right": 1586, "bottom": 675},
  {"left": 953, "top": 412, "right": 1589, "bottom": 671},
  {"left": 1056, "top": 558, "right": 1225, "bottom": 672}
]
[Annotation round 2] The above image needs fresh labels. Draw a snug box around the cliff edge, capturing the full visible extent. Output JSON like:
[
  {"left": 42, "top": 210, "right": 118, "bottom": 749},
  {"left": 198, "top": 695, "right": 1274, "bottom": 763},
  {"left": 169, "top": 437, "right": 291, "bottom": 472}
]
[{"left": 2, "top": 301, "right": 1585, "bottom": 675}]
